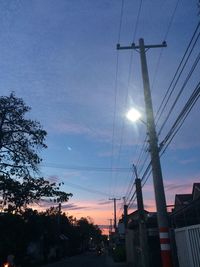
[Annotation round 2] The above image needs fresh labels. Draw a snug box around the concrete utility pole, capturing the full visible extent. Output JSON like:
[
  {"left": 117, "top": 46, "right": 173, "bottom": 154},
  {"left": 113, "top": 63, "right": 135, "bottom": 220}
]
[
  {"left": 123, "top": 197, "right": 128, "bottom": 229},
  {"left": 109, "top": 198, "right": 121, "bottom": 232},
  {"left": 117, "top": 39, "right": 173, "bottom": 267},
  {"left": 133, "top": 165, "right": 144, "bottom": 211},
  {"left": 108, "top": 219, "right": 113, "bottom": 237},
  {"left": 133, "top": 164, "right": 149, "bottom": 267}
]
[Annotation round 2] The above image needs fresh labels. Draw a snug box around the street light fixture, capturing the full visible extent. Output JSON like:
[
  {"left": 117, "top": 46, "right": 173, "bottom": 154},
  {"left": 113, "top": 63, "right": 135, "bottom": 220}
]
[{"left": 126, "top": 108, "right": 142, "bottom": 122}]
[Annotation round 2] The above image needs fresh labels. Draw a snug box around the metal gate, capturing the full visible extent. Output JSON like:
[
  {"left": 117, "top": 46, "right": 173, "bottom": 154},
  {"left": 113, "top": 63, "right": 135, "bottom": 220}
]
[{"left": 175, "top": 224, "right": 200, "bottom": 267}]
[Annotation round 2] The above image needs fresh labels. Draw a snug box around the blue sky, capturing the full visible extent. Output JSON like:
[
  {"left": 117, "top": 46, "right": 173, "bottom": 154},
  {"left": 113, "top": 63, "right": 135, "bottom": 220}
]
[{"left": 0, "top": 0, "right": 199, "bottom": 231}]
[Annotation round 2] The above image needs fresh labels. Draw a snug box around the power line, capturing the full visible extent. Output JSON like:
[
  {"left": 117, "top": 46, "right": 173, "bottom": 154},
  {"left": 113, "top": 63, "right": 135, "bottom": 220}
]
[
  {"left": 163, "top": 0, "right": 180, "bottom": 41},
  {"left": 132, "top": 0, "right": 143, "bottom": 42},
  {"left": 128, "top": 1, "right": 181, "bottom": 205},
  {"left": 138, "top": 152, "right": 149, "bottom": 177},
  {"left": 132, "top": 0, "right": 180, "bottom": 182},
  {"left": 158, "top": 50, "right": 200, "bottom": 136},
  {"left": 111, "top": 0, "right": 143, "bottom": 197},
  {"left": 109, "top": 0, "right": 125, "bottom": 197},
  {"left": 115, "top": 0, "right": 144, "bottom": 204},
  {"left": 117, "top": 0, "right": 125, "bottom": 43},
  {"left": 151, "top": 0, "right": 180, "bottom": 91},
  {"left": 41, "top": 163, "right": 131, "bottom": 172},
  {"left": 160, "top": 81, "right": 200, "bottom": 155},
  {"left": 128, "top": 80, "right": 200, "bottom": 207},
  {"left": 62, "top": 180, "right": 111, "bottom": 197},
  {"left": 155, "top": 22, "right": 200, "bottom": 125},
  {"left": 116, "top": 11, "right": 199, "bottom": 220}
]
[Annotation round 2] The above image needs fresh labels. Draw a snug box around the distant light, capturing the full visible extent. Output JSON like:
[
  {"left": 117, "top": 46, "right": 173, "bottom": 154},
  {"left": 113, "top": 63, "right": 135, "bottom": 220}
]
[
  {"left": 126, "top": 108, "right": 141, "bottom": 122},
  {"left": 67, "top": 146, "right": 72, "bottom": 151}
]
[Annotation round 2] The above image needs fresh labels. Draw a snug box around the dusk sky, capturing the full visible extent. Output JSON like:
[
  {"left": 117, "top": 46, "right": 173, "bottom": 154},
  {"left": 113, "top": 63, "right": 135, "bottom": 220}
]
[{"left": 0, "top": 0, "right": 199, "bottom": 233}]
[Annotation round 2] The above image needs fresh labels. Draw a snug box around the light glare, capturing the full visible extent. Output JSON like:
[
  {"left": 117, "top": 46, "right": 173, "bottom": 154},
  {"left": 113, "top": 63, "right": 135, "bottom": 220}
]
[{"left": 126, "top": 108, "right": 141, "bottom": 122}]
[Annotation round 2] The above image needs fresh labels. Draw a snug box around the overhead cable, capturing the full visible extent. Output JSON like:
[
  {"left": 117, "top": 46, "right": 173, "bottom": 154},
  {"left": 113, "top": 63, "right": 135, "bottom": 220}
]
[
  {"left": 151, "top": 0, "right": 180, "bottom": 90},
  {"left": 128, "top": 81, "right": 200, "bottom": 207},
  {"left": 109, "top": 0, "right": 125, "bottom": 197},
  {"left": 158, "top": 50, "right": 200, "bottom": 136},
  {"left": 160, "top": 81, "right": 200, "bottom": 155},
  {"left": 156, "top": 22, "right": 200, "bottom": 125},
  {"left": 41, "top": 163, "right": 131, "bottom": 172}
]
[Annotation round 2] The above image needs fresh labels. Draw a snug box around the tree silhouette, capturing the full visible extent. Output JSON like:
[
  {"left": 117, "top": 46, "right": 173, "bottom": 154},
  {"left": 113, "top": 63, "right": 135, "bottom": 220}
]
[
  {"left": 0, "top": 175, "right": 72, "bottom": 212},
  {"left": 0, "top": 93, "right": 72, "bottom": 212},
  {"left": 0, "top": 92, "right": 47, "bottom": 178}
]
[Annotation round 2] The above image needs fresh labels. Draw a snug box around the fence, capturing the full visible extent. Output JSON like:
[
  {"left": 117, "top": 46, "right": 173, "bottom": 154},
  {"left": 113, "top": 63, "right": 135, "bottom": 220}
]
[{"left": 175, "top": 224, "right": 200, "bottom": 267}]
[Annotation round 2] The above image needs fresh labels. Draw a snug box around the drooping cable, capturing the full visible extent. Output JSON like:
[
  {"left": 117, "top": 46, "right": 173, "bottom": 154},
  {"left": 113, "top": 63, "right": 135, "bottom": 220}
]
[
  {"left": 132, "top": 0, "right": 143, "bottom": 42},
  {"left": 41, "top": 163, "right": 131, "bottom": 172},
  {"left": 109, "top": 0, "right": 125, "bottom": 197},
  {"left": 163, "top": 0, "right": 180, "bottom": 41},
  {"left": 131, "top": 0, "right": 180, "bottom": 197},
  {"left": 155, "top": 22, "right": 200, "bottom": 125},
  {"left": 129, "top": 81, "right": 200, "bottom": 208},
  {"left": 151, "top": 0, "right": 180, "bottom": 90},
  {"left": 114, "top": 0, "right": 143, "bottom": 199},
  {"left": 158, "top": 50, "right": 200, "bottom": 136},
  {"left": 160, "top": 81, "right": 200, "bottom": 155}
]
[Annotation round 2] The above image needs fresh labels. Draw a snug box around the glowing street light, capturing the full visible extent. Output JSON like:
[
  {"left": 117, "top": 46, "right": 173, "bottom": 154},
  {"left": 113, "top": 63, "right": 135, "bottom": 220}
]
[{"left": 126, "top": 108, "right": 141, "bottom": 122}]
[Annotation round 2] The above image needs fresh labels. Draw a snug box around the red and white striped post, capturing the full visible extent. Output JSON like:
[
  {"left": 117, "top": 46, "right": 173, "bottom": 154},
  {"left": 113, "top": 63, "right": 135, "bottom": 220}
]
[{"left": 159, "top": 227, "right": 172, "bottom": 267}]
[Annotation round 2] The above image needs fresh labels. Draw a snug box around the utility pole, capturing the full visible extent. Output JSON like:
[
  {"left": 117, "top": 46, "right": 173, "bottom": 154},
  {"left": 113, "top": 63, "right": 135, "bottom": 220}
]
[
  {"left": 109, "top": 198, "right": 121, "bottom": 232},
  {"left": 123, "top": 197, "right": 128, "bottom": 229},
  {"left": 108, "top": 219, "right": 113, "bottom": 236},
  {"left": 117, "top": 39, "right": 173, "bottom": 267},
  {"left": 133, "top": 164, "right": 149, "bottom": 267},
  {"left": 133, "top": 164, "right": 144, "bottom": 211}
]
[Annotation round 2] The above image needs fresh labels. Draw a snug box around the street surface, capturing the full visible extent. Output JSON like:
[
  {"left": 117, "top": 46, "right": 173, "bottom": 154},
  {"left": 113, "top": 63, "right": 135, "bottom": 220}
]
[{"left": 42, "top": 251, "right": 128, "bottom": 267}]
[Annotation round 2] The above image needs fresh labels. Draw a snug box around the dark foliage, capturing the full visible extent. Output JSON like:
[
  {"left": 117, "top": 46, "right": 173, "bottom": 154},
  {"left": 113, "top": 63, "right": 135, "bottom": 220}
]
[
  {"left": 0, "top": 210, "right": 103, "bottom": 266},
  {"left": 0, "top": 93, "right": 47, "bottom": 178},
  {"left": 0, "top": 93, "right": 72, "bottom": 212},
  {"left": 0, "top": 175, "right": 72, "bottom": 212}
]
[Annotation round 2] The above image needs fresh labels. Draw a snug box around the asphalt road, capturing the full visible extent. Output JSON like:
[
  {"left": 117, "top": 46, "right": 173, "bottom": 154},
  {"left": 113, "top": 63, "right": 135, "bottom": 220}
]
[{"left": 42, "top": 251, "right": 128, "bottom": 267}]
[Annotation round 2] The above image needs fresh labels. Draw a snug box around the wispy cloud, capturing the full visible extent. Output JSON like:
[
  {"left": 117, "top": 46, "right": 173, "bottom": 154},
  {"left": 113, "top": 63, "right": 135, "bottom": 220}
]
[
  {"left": 165, "top": 183, "right": 191, "bottom": 192},
  {"left": 98, "top": 200, "right": 111, "bottom": 205},
  {"left": 33, "top": 200, "right": 91, "bottom": 212},
  {"left": 51, "top": 121, "right": 111, "bottom": 141},
  {"left": 61, "top": 203, "right": 90, "bottom": 211},
  {"left": 178, "top": 158, "right": 198, "bottom": 165}
]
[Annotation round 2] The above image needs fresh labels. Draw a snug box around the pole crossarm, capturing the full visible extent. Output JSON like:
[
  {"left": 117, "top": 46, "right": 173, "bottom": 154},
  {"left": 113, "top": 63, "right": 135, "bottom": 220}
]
[{"left": 117, "top": 41, "right": 167, "bottom": 51}]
